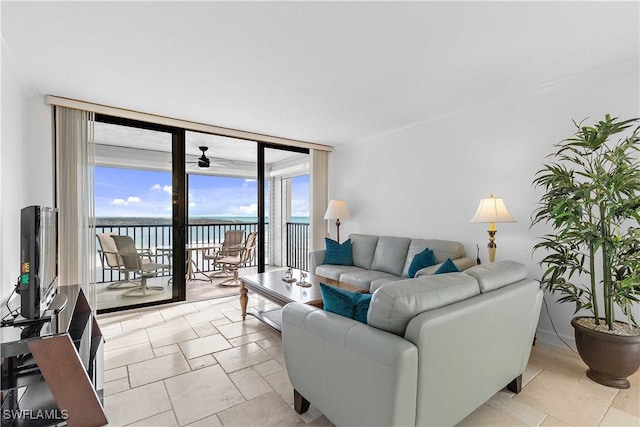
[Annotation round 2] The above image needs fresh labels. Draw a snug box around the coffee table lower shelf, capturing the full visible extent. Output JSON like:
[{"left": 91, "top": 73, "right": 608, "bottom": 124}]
[
  {"left": 240, "top": 269, "right": 363, "bottom": 332},
  {"left": 251, "top": 308, "right": 284, "bottom": 331}
]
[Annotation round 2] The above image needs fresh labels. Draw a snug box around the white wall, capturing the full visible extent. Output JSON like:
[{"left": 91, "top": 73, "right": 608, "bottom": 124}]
[
  {"left": 1, "top": 39, "right": 53, "bottom": 304},
  {"left": 330, "top": 59, "right": 640, "bottom": 347}
]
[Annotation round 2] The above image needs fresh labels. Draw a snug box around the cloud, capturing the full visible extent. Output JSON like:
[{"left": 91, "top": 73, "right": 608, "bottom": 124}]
[
  {"left": 291, "top": 198, "right": 310, "bottom": 217},
  {"left": 243, "top": 179, "right": 256, "bottom": 188},
  {"left": 111, "top": 196, "right": 141, "bottom": 206},
  {"left": 189, "top": 202, "right": 196, "bottom": 207},
  {"left": 150, "top": 184, "right": 172, "bottom": 195},
  {"left": 237, "top": 203, "right": 257, "bottom": 215}
]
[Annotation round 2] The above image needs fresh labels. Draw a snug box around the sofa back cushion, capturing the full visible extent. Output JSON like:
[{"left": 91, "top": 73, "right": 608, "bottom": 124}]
[
  {"left": 349, "top": 234, "right": 380, "bottom": 269},
  {"left": 367, "top": 273, "right": 481, "bottom": 336},
  {"left": 464, "top": 260, "right": 527, "bottom": 293},
  {"left": 401, "top": 239, "right": 466, "bottom": 276},
  {"left": 370, "top": 236, "right": 411, "bottom": 276}
]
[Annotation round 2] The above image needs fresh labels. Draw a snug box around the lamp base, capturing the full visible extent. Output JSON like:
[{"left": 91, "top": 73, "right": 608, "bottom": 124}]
[
  {"left": 488, "top": 247, "right": 496, "bottom": 263},
  {"left": 487, "top": 230, "right": 497, "bottom": 263}
]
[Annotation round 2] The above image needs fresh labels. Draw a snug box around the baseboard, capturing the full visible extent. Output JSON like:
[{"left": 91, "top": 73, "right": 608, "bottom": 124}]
[{"left": 535, "top": 327, "right": 576, "bottom": 350}]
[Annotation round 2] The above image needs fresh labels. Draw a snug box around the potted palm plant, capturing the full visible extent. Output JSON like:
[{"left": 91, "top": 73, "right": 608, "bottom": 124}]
[{"left": 532, "top": 114, "right": 640, "bottom": 389}]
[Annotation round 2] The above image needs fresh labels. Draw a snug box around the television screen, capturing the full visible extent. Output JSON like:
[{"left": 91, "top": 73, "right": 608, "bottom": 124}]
[{"left": 19, "top": 205, "right": 58, "bottom": 319}]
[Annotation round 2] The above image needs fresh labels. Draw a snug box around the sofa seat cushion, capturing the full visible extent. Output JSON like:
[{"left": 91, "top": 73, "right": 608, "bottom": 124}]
[
  {"left": 338, "top": 270, "right": 398, "bottom": 291},
  {"left": 315, "top": 265, "right": 365, "bottom": 281},
  {"left": 464, "top": 260, "right": 527, "bottom": 293},
  {"left": 367, "top": 273, "right": 481, "bottom": 336}
]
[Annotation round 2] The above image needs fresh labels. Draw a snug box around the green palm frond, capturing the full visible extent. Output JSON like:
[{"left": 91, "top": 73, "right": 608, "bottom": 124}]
[{"left": 533, "top": 115, "right": 640, "bottom": 329}]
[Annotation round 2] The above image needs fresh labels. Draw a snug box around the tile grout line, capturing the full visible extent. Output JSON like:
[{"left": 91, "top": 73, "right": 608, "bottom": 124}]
[
  {"left": 595, "top": 388, "right": 622, "bottom": 427},
  {"left": 103, "top": 293, "right": 316, "bottom": 426}
]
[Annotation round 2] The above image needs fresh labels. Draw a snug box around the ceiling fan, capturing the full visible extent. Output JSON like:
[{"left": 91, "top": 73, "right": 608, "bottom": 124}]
[
  {"left": 195, "top": 146, "right": 210, "bottom": 168},
  {"left": 186, "top": 146, "right": 226, "bottom": 169}
]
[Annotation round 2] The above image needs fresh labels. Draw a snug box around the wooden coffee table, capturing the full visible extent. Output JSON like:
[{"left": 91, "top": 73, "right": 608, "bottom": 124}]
[{"left": 239, "top": 269, "right": 364, "bottom": 329}]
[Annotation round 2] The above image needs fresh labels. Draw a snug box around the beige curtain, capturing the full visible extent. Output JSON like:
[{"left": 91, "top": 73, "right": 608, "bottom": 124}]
[
  {"left": 55, "top": 107, "right": 96, "bottom": 310},
  {"left": 309, "top": 149, "right": 328, "bottom": 250}
]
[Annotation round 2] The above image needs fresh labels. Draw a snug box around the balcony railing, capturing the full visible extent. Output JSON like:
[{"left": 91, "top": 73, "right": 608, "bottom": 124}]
[
  {"left": 95, "top": 221, "right": 309, "bottom": 283},
  {"left": 286, "top": 222, "right": 309, "bottom": 271}
]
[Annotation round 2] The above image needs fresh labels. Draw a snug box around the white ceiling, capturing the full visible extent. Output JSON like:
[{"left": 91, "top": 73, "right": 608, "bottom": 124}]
[
  {"left": 2, "top": 1, "right": 639, "bottom": 146},
  {"left": 94, "top": 120, "right": 309, "bottom": 178},
  {"left": 93, "top": 120, "right": 300, "bottom": 163}
]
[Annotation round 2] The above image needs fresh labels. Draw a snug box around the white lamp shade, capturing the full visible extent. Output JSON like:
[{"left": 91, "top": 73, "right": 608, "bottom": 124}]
[
  {"left": 469, "top": 195, "right": 516, "bottom": 224},
  {"left": 324, "top": 200, "right": 351, "bottom": 220}
]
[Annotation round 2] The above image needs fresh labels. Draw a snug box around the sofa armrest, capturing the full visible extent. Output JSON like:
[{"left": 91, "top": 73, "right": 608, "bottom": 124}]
[
  {"left": 308, "top": 249, "right": 326, "bottom": 274},
  {"left": 403, "top": 279, "right": 543, "bottom": 426},
  {"left": 282, "top": 303, "right": 418, "bottom": 427}
]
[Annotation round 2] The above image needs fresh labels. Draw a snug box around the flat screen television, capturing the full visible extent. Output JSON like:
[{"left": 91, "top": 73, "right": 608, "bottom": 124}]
[{"left": 19, "top": 205, "right": 59, "bottom": 320}]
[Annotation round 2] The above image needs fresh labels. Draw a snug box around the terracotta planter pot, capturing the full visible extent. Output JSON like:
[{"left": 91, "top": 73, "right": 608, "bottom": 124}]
[{"left": 571, "top": 316, "right": 640, "bottom": 389}]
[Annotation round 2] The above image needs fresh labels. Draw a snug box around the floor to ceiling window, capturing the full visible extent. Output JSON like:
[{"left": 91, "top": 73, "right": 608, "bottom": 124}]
[
  {"left": 93, "top": 117, "right": 185, "bottom": 312},
  {"left": 93, "top": 116, "right": 312, "bottom": 313},
  {"left": 183, "top": 132, "right": 259, "bottom": 289},
  {"left": 259, "top": 144, "right": 310, "bottom": 272}
]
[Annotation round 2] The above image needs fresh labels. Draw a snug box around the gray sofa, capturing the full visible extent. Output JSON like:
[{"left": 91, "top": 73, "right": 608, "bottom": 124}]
[
  {"left": 310, "top": 233, "right": 476, "bottom": 292},
  {"left": 282, "top": 260, "right": 543, "bottom": 427}
]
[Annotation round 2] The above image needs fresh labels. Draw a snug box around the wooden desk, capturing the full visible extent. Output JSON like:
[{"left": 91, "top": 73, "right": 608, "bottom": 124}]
[{"left": 1, "top": 285, "right": 107, "bottom": 426}]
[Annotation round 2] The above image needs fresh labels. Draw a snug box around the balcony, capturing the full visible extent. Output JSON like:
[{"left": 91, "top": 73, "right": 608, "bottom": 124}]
[
  {"left": 94, "top": 120, "right": 312, "bottom": 311},
  {"left": 96, "top": 221, "right": 309, "bottom": 285}
]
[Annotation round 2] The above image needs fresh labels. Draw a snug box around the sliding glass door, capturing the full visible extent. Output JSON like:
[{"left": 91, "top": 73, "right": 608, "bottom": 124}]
[
  {"left": 93, "top": 115, "right": 313, "bottom": 312},
  {"left": 93, "top": 115, "right": 185, "bottom": 312},
  {"left": 183, "top": 131, "right": 258, "bottom": 298},
  {"left": 258, "top": 144, "right": 310, "bottom": 273}
]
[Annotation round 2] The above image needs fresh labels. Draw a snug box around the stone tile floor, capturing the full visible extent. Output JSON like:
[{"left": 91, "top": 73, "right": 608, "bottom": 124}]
[
  {"left": 98, "top": 293, "right": 640, "bottom": 426},
  {"left": 97, "top": 266, "right": 274, "bottom": 311}
]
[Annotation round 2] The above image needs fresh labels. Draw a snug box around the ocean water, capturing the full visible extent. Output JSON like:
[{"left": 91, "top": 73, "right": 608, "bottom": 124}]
[
  {"left": 96, "top": 216, "right": 309, "bottom": 226},
  {"left": 196, "top": 216, "right": 310, "bottom": 224},
  {"left": 95, "top": 215, "right": 309, "bottom": 250}
]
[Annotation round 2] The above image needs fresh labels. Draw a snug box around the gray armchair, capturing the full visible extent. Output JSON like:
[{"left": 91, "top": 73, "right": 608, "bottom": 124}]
[{"left": 111, "top": 235, "right": 171, "bottom": 297}]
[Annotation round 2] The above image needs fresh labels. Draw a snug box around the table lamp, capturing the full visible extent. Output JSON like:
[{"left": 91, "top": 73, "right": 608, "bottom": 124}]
[
  {"left": 324, "top": 200, "right": 351, "bottom": 242},
  {"left": 469, "top": 194, "right": 516, "bottom": 262}
]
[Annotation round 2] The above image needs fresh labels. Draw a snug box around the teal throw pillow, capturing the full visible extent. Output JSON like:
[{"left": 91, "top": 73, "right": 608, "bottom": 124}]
[
  {"left": 324, "top": 238, "right": 353, "bottom": 266},
  {"left": 320, "top": 283, "right": 372, "bottom": 323},
  {"left": 435, "top": 258, "right": 461, "bottom": 274},
  {"left": 408, "top": 248, "right": 436, "bottom": 278}
]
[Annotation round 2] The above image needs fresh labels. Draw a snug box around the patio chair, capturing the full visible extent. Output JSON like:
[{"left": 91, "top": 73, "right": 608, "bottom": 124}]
[
  {"left": 214, "top": 231, "right": 258, "bottom": 287},
  {"left": 204, "top": 229, "right": 245, "bottom": 277},
  {"left": 111, "top": 235, "right": 171, "bottom": 297},
  {"left": 96, "top": 233, "right": 147, "bottom": 289}
]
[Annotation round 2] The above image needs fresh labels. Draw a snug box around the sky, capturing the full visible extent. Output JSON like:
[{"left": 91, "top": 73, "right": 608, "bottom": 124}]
[{"left": 95, "top": 166, "right": 309, "bottom": 218}]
